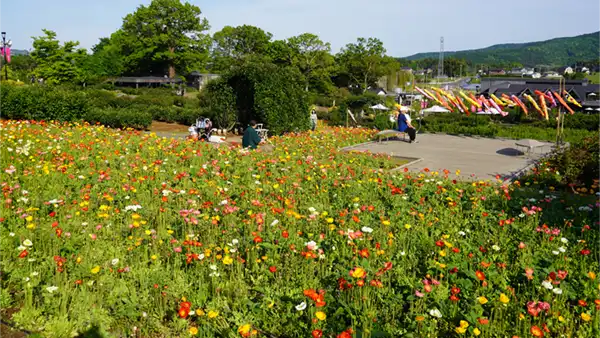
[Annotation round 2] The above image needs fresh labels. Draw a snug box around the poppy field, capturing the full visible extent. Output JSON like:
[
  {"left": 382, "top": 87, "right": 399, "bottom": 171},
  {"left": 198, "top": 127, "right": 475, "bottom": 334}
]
[{"left": 1, "top": 120, "right": 599, "bottom": 337}]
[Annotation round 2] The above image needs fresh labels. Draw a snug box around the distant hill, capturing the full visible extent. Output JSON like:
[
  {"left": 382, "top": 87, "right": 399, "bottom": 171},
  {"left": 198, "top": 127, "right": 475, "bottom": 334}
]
[
  {"left": 403, "top": 32, "right": 600, "bottom": 67},
  {"left": 10, "top": 49, "right": 29, "bottom": 56}
]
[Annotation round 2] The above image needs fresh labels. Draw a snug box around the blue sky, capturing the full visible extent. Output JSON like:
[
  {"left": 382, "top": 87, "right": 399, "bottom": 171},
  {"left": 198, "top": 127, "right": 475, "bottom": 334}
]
[{"left": 1, "top": 0, "right": 599, "bottom": 57}]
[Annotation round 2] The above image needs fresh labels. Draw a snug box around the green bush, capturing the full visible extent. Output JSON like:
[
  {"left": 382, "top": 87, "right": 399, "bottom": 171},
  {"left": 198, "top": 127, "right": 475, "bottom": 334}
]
[
  {"left": 199, "top": 58, "right": 309, "bottom": 134},
  {"left": 85, "top": 107, "right": 152, "bottom": 130},
  {"left": 373, "top": 113, "right": 394, "bottom": 130},
  {"left": 545, "top": 133, "right": 600, "bottom": 186},
  {"left": 0, "top": 85, "right": 89, "bottom": 121}
]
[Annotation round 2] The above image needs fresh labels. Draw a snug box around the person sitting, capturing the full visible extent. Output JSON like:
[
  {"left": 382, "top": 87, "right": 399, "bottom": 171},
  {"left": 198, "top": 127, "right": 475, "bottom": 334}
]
[
  {"left": 397, "top": 109, "right": 417, "bottom": 143},
  {"left": 242, "top": 120, "right": 262, "bottom": 149}
]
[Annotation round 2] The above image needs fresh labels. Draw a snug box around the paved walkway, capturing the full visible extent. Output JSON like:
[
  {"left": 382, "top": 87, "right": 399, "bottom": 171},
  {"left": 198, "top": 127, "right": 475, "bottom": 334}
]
[{"left": 343, "top": 134, "right": 556, "bottom": 182}]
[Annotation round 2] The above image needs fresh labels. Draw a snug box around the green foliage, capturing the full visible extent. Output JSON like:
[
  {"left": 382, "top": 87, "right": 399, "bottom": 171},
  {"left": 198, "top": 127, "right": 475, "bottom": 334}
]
[
  {"left": 336, "top": 37, "right": 391, "bottom": 92},
  {"left": 200, "top": 58, "right": 309, "bottom": 134},
  {"left": 547, "top": 136, "right": 599, "bottom": 188},
  {"left": 198, "top": 79, "right": 236, "bottom": 129},
  {"left": 287, "top": 33, "right": 334, "bottom": 92},
  {"left": 211, "top": 25, "right": 273, "bottom": 73},
  {"left": 419, "top": 113, "right": 597, "bottom": 143},
  {"left": 30, "top": 29, "right": 88, "bottom": 84},
  {"left": 0, "top": 84, "right": 89, "bottom": 121},
  {"left": 115, "top": 0, "right": 211, "bottom": 77},
  {"left": 86, "top": 107, "right": 152, "bottom": 130},
  {"left": 1, "top": 84, "right": 199, "bottom": 129},
  {"left": 1, "top": 288, "right": 13, "bottom": 309},
  {"left": 372, "top": 113, "right": 394, "bottom": 130},
  {"left": 3, "top": 55, "right": 36, "bottom": 81}
]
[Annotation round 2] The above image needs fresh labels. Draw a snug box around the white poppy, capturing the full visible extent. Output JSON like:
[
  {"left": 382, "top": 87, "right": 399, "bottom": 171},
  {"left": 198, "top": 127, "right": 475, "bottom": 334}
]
[
  {"left": 295, "top": 302, "right": 307, "bottom": 311},
  {"left": 429, "top": 308, "right": 442, "bottom": 318},
  {"left": 361, "top": 226, "right": 373, "bottom": 233},
  {"left": 542, "top": 281, "right": 554, "bottom": 290}
]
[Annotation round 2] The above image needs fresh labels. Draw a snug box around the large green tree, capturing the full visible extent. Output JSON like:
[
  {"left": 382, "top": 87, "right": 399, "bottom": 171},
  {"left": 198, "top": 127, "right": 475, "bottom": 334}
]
[
  {"left": 82, "top": 36, "right": 126, "bottom": 79},
  {"left": 288, "top": 33, "right": 333, "bottom": 92},
  {"left": 210, "top": 25, "right": 273, "bottom": 72},
  {"left": 118, "top": 0, "right": 210, "bottom": 77},
  {"left": 336, "top": 37, "right": 389, "bottom": 92},
  {"left": 30, "top": 29, "right": 88, "bottom": 84}
]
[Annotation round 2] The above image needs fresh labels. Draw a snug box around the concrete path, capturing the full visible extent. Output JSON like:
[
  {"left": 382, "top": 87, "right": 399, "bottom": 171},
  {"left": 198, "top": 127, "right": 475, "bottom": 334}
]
[{"left": 343, "top": 133, "right": 555, "bottom": 182}]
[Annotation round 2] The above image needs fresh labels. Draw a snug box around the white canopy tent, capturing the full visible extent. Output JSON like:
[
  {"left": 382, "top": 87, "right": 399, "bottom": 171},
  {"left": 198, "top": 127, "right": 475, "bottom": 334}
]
[
  {"left": 420, "top": 105, "right": 450, "bottom": 116},
  {"left": 370, "top": 104, "right": 389, "bottom": 111}
]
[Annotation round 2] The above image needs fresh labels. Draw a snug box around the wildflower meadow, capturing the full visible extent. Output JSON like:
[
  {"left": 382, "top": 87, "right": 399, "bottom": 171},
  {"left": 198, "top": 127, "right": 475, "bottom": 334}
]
[{"left": 1, "top": 120, "right": 598, "bottom": 337}]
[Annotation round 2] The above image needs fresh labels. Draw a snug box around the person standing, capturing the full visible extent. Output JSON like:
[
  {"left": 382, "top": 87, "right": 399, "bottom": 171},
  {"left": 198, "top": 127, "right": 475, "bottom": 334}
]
[
  {"left": 242, "top": 120, "right": 262, "bottom": 149},
  {"left": 397, "top": 109, "right": 417, "bottom": 143},
  {"left": 310, "top": 109, "right": 318, "bottom": 131}
]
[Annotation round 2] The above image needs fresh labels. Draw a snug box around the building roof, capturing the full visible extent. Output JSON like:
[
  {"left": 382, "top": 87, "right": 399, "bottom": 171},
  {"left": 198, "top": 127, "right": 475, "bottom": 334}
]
[{"left": 113, "top": 76, "right": 183, "bottom": 84}]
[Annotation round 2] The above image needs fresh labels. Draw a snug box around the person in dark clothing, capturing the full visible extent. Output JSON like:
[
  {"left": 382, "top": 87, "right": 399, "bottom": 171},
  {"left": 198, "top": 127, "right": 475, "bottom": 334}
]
[
  {"left": 242, "top": 120, "right": 262, "bottom": 149},
  {"left": 397, "top": 110, "right": 417, "bottom": 143}
]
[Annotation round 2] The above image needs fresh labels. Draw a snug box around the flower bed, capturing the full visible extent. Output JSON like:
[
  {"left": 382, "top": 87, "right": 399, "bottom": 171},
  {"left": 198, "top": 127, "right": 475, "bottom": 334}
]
[{"left": 1, "top": 121, "right": 598, "bottom": 337}]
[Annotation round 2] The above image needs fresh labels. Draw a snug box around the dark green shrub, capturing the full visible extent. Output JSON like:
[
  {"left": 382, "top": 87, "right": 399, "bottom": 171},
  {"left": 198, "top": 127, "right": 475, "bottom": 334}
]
[
  {"left": 0, "top": 85, "right": 89, "bottom": 121},
  {"left": 544, "top": 137, "right": 599, "bottom": 188},
  {"left": 373, "top": 113, "right": 394, "bottom": 130},
  {"left": 173, "top": 97, "right": 185, "bottom": 107},
  {"left": 199, "top": 58, "right": 309, "bottom": 134},
  {"left": 176, "top": 108, "right": 201, "bottom": 126},
  {"left": 85, "top": 107, "right": 152, "bottom": 130}
]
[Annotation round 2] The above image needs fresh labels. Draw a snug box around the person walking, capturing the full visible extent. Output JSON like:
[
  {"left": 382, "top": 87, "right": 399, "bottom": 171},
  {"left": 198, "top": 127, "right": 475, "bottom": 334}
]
[
  {"left": 310, "top": 109, "right": 318, "bottom": 131},
  {"left": 242, "top": 120, "right": 262, "bottom": 149},
  {"left": 397, "top": 108, "right": 417, "bottom": 143}
]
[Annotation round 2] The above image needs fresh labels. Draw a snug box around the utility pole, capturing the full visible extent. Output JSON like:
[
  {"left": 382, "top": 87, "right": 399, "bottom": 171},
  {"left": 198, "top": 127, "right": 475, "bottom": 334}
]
[{"left": 437, "top": 37, "right": 444, "bottom": 80}]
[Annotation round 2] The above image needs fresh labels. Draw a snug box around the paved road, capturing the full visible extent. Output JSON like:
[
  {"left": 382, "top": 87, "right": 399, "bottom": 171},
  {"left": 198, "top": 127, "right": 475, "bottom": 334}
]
[{"left": 343, "top": 133, "right": 554, "bottom": 182}]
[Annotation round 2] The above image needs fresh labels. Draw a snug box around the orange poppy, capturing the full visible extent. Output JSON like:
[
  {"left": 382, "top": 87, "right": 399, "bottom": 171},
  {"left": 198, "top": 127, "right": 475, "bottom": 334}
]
[
  {"left": 475, "top": 270, "right": 486, "bottom": 281},
  {"left": 530, "top": 325, "right": 544, "bottom": 337}
]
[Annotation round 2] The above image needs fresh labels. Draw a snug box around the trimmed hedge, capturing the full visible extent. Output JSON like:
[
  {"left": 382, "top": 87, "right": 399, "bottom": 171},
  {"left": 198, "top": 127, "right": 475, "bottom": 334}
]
[
  {"left": 86, "top": 107, "right": 152, "bottom": 130},
  {"left": 1, "top": 85, "right": 89, "bottom": 121},
  {"left": 1, "top": 84, "right": 202, "bottom": 130}
]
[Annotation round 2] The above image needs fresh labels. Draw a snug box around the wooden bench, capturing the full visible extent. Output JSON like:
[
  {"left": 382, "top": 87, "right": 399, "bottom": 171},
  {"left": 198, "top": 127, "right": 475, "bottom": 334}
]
[{"left": 375, "top": 130, "right": 408, "bottom": 142}]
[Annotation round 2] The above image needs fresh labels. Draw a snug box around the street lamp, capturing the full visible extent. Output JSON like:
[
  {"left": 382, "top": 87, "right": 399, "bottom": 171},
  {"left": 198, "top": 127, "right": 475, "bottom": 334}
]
[{"left": 1, "top": 32, "right": 12, "bottom": 81}]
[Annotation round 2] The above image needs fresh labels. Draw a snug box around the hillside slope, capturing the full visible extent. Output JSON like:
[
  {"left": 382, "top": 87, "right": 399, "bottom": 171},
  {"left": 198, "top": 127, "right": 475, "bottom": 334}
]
[{"left": 404, "top": 32, "right": 599, "bottom": 66}]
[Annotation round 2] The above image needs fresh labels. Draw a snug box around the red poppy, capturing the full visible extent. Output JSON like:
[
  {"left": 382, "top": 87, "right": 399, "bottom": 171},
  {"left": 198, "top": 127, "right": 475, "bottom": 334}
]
[
  {"left": 312, "top": 330, "right": 323, "bottom": 338},
  {"left": 282, "top": 230, "right": 289, "bottom": 238},
  {"left": 253, "top": 236, "right": 263, "bottom": 244},
  {"left": 18, "top": 250, "right": 28, "bottom": 258},
  {"left": 269, "top": 266, "right": 277, "bottom": 273},
  {"left": 477, "top": 318, "right": 489, "bottom": 325},
  {"left": 178, "top": 308, "right": 189, "bottom": 318}
]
